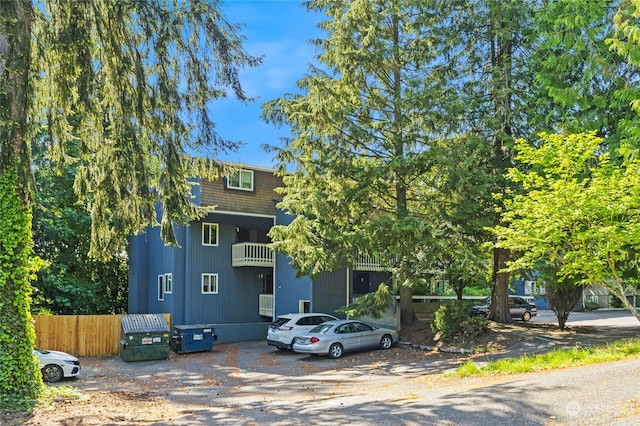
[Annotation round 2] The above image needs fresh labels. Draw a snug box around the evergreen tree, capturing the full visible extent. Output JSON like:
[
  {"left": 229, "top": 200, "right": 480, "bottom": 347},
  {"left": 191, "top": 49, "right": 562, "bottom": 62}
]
[
  {"left": 0, "top": 0, "right": 258, "bottom": 409},
  {"left": 263, "top": 0, "right": 466, "bottom": 324}
]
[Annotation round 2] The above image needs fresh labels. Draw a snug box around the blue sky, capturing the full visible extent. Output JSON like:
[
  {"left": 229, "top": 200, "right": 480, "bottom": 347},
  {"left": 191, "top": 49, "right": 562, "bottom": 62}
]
[{"left": 212, "top": 1, "right": 324, "bottom": 168}]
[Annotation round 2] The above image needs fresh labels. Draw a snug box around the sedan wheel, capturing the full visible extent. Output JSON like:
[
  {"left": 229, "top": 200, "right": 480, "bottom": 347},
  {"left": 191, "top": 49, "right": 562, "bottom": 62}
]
[
  {"left": 328, "top": 343, "right": 343, "bottom": 359},
  {"left": 42, "top": 364, "right": 64, "bottom": 383},
  {"left": 380, "top": 334, "right": 393, "bottom": 350},
  {"left": 522, "top": 311, "right": 531, "bottom": 322}
]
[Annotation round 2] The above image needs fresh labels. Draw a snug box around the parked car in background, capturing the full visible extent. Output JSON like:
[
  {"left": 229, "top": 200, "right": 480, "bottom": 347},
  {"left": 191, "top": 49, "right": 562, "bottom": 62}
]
[
  {"left": 472, "top": 296, "right": 537, "bottom": 321},
  {"left": 35, "top": 348, "right": 81, "bottom": 382},
  {"left": 292, "top": 319, "right": 399, "bottom": 359},
  {"left": 267, "top": 313, "right": 338, "bottom": 350}
]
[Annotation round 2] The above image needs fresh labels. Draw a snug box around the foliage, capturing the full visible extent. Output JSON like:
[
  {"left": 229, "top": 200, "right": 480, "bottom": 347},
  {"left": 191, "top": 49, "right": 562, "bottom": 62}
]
[
  {"left": 453, "top": 337, "right": 640, "bottom": 378},
  {"left": 456, "top": 315, "right": 489, "bottom": 344},
  {"left": 35, "top": 385, "right": 88, "bottom": 411},
  {"left": 539, "top": 265, "right": 583, "bottom": 330},
  {"left": 533, "top": 0, "right": 638, "bottom": 144},
  {"left": 31, "top": 1, "right": 261, "bottom": 259},
  {"left": 0, "top": 168, "right": 45, "bottom": 410},
  {"left": 1, "top": 0, "right": 257, "bottom": 410},
  {"left": 431, "top": 300, "right": 486, "bottom": 343},
  {"left": 462, "top": 287, "right": 492, "bottom": 297},
  {"left": 264, "top": 0, "right": 494, "bottom": 324},
  {"left": 495, "top": 132, "right": 640, "bottom": 322},
  {"left": 32, "top": 142, "right": 128, "bottom": 314},
  {"left": 337, "top": 283, "right": 393, "bottom": 319},
  {"left": 584, "top": 301, "right": 600, "bottom": 311}
]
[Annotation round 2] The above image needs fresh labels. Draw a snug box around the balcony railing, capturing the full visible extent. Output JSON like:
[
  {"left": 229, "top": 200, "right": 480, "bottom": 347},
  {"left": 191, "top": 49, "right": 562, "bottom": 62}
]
[
  {"left": 259, "top": 294, "right": 274, "bottom": 317},
  {"left": 353, "top": 253, "right": 389, "bottom": 271},
  {"left": 232, "top": 242, "right": 274, "bottom": 267}
]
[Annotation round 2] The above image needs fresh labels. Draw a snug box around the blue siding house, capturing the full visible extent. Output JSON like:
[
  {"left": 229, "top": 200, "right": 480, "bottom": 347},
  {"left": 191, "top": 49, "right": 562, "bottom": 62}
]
[{"left": 128, "top": 165, "right": 392, "bottom": 342}]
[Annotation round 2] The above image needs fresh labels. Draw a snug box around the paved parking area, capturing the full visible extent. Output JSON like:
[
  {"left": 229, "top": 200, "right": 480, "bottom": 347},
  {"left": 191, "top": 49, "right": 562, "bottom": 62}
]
[{"left": 532, "top": 308, "right": 639, "bottom": 327}]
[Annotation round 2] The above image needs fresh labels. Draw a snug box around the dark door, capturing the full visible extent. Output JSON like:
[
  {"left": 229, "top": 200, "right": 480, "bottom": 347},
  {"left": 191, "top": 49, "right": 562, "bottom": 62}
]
[{"left": 353, "top": 273, "right": 370, "bottom": 295}]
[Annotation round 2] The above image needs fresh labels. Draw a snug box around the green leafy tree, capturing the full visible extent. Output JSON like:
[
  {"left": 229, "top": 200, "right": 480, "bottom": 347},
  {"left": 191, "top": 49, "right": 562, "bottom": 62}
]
[
  {"left": 455, "top": 1, "right": 639, "bottom": 322},
  {"left": 0, "top": 0, "right": 258, "bottom": 410},
  {"left": 32, "top": 142, "right": 128, "bottom": 315},
  {"left": 496, "top": 132, "right": 640, "bottom": 322},
  {"left": 533, "top": 0, "right": 640, "bottom": 146},
  {"left": 433, "top": 0, "right": 540, "bottom": 323},
  {"left": 415, "top": 135, "right": 496, "bottom": 300},
  {"left": 263, "top": 0, "right": 467, "bottom": 324},
  {"left": 539, "top": 264, "right": 583, "bottom": 330}
]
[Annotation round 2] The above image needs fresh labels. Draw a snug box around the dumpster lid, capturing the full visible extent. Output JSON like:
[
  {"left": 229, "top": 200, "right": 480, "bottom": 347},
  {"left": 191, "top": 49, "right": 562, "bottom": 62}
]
[
  {"left": 121, "top": 314, "right": 170, "bottom": 334},
  {"left": 173, "top": 324, "right": 215, "bottom": 331}
]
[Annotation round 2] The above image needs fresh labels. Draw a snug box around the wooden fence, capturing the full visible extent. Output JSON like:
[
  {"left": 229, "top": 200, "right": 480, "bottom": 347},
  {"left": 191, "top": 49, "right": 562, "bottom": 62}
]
[{"left": 33, "top": 314, "right": 171, "bottom": 357}]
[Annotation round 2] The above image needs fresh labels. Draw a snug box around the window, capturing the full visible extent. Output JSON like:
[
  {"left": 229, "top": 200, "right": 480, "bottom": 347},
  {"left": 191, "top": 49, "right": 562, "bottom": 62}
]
[
  {"left": 227, "top": 169, "right": 254, "bottom": 191},
  {"left": 202, "top": 223, "right": 218, "bottom": 246},
  {"left": 202, "top": 273, "right": 218, "bottom": 294},
  {"left": 352, "top": 322, "right": 374, "bottom": 332},
  {"left": 157, "top": 275, "right": 165, "bottom": 301},
  {"left": 164, "top": 273, "right": 172, "bottom": 294}
]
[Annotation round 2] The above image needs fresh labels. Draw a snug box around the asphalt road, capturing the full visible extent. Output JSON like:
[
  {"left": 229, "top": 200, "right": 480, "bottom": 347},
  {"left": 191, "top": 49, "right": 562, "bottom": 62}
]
[
  {"left": 68, "top": 309, "right": 640, "bottom": 425},
  {"left": 532, "top": 308, "right": 640, "bottom": 327}
]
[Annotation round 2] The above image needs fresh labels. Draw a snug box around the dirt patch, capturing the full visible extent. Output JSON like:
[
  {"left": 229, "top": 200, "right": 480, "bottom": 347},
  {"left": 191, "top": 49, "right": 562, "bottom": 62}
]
[
  {"left": 399, "top": 317, "right": 640, "bottom": 352},
  {"left": 398, "top": 318, "right": 526, "bottom": 352}
]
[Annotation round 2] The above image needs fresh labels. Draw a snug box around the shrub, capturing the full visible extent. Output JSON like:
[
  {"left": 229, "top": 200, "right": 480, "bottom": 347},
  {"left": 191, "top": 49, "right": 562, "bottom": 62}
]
[
  {"left": 431, "top": 300, "right": 486, "bottom": 343},
  {"left": 457, "top": 315, "right": 489, "bottom": 342},
  {"left": 584, "top": 300, "right": 600, "bottom": 311}
]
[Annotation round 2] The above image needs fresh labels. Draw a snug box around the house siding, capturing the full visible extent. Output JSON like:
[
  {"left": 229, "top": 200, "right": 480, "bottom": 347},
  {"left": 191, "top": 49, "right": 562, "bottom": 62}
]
[
  {"left": 182, "top": 219, "right": 271, "bottom": 325},
  {"left": 274, "top": 250, "right": 312, "bottom": 316},
  {"left": 129, "top": 164, "right": 398, "bottom": 342},
  {"left": 200, "top": 169, "right": 283, "bottom": 215},
  {"left": 312, "top": 269, "right": 348, "bottom": 317}
]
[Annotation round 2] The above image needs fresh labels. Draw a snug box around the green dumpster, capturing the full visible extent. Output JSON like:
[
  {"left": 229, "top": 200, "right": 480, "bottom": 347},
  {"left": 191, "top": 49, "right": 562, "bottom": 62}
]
[{"left": 120, "top": 314, "right": 170, "bottom": 362}]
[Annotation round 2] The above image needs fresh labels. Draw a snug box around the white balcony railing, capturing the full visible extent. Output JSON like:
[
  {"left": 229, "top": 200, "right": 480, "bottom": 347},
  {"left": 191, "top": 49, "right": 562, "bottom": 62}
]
[
  {"left": 353, "top": 253, "right": 389, "bottom": 271},
  {"left": 232, "top": 242, "right": 274, "bottom": 267},
  {"left": 259, "top": 294, "right": 274, "bottom": 317}
]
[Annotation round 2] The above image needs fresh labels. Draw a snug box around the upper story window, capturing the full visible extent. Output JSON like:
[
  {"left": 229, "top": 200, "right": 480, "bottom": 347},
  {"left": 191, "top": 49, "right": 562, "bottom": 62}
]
[
  {"left": 202, "top": 223, "right": 219, "bottom": 246},
  {"left": 227, "top": 169, "right": 254, "bottom": 191}
]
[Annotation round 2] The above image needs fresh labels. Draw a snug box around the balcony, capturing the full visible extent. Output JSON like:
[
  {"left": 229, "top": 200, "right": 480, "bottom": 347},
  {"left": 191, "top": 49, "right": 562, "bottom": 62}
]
[
  {"left": 259, "top": 294, "right": 274, "bottom": 317},
  {"left": 353, "top": 253, "right": 389, "bottom": 271},
  {"left": 232, "top": 242, "right": 274, "bottom": 267}
]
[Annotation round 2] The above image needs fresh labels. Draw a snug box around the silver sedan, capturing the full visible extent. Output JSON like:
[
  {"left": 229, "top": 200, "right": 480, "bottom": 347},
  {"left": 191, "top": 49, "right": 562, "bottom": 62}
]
[{"left": 292, "top": 320, "right": 399, "bottom": 359}]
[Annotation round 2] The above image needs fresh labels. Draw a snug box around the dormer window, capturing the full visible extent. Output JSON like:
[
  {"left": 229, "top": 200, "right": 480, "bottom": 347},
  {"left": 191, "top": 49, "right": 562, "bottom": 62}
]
[{"left": 227, "top": 169, "right": 254, "bottom": 191}]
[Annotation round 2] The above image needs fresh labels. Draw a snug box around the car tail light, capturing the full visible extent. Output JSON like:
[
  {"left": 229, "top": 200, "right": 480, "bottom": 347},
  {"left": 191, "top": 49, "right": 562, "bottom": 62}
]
[{"left": 310, "top": 337, "right": 320, "bottom": 344}]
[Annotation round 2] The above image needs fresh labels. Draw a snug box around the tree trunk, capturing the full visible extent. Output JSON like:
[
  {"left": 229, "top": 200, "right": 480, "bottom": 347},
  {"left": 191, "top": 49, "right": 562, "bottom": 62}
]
[
  {"left": 399, "top": 282, "right": 416, "bottom": 325},
  {"left": 609, "top": 282, "right": 640, "bottom": 323},
  {"left": 489, "top": 247, "right": 512, "bottom": 323},
  {"left": 0, "top": 0, "right": 42, "bottom": 410}
]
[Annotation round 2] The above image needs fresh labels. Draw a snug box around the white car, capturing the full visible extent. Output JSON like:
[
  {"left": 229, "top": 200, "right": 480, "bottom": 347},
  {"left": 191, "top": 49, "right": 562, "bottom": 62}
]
[
  {"left": 267, "top": 313, "right": 338, "bottom": 350},
  {"left": 35, "top": 348, "right": 81, "bottom": 382}
]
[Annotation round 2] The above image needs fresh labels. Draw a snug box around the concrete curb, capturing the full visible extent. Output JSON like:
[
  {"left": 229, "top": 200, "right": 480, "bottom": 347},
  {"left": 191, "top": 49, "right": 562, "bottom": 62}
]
[{"left": 398, "top": 341, "right": 475, "bottom": 354}]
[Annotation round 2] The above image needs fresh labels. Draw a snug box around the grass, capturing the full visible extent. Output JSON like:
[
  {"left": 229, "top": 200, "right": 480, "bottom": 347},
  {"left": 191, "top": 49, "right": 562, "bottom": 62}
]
[
  {"left": 452, "top": 337, "right": 640, "bottom": 377},
  {"left": 0, "top": 386, "right": 87, "bottom": 425},
  {"left": 37, "top": 385, "right": 88, "bottom": 411}
]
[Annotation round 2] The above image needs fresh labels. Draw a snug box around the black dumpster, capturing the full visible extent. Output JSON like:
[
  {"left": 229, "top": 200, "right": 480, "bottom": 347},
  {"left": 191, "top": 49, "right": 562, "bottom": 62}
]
[
  {"left": 120, "top": 314, "right": 170, "bottom": 362},
  {"left": 170, "top": 324, "right": 217, "bottom": 354}
]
